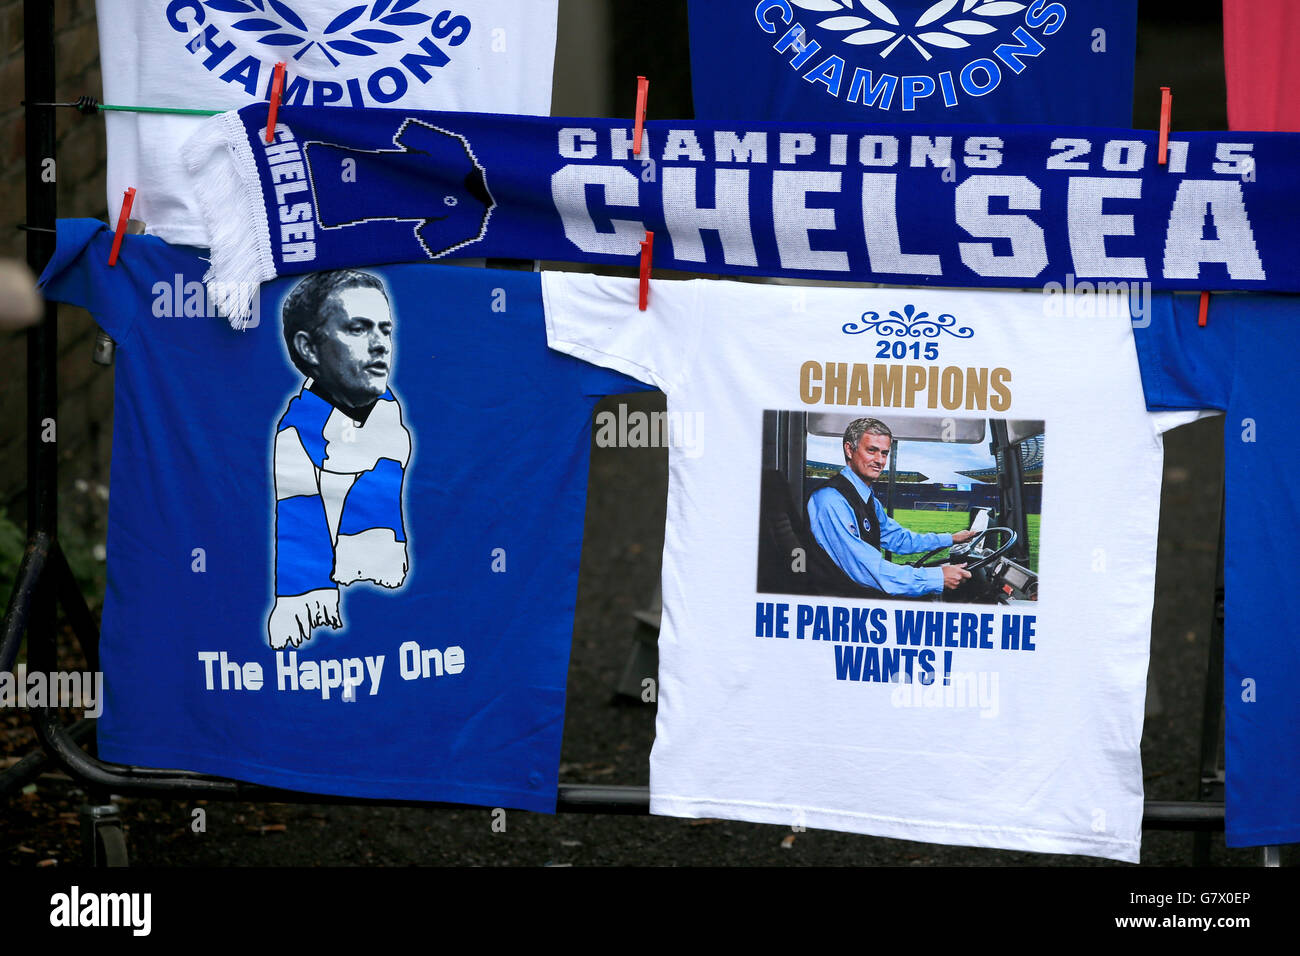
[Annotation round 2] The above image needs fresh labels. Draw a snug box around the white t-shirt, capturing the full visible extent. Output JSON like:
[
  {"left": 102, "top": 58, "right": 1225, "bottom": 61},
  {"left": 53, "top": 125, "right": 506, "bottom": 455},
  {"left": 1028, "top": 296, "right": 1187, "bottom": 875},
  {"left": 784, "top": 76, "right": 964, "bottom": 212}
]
[
  {"left": 543, "top": 272, "right": 1198, "bottom": 863},
  {"left": 97, "top": 0, "right": 558, "bottom": 245}
]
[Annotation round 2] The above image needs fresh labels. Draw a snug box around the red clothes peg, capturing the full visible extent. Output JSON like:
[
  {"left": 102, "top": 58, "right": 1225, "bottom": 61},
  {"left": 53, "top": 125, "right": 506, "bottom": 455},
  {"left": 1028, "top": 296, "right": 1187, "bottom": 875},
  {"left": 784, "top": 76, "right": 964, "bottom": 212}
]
[
  {"left": 265, "top": 61, "right": 286, "bottom": 144},
  {"left": 633, "top": 75, "right": 649, "bottom": 156},
  {"left": 107, "top": 187, "right": 136, "bottom": 267},
  {"left": 1158, "top": 86, "right": 1172, "bottom": 165},
  {"left": 639, "top": 230, "right": 654, "bottom": 311},
  {"left": 1198, "top": 290, "right": 1210, "bottom": 327}
]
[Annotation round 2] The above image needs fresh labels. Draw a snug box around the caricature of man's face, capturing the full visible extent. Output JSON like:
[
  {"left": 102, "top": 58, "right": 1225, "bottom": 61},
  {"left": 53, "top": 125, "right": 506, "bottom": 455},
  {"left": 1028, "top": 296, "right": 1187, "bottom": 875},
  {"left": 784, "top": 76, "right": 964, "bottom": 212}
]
[{"left": 299, "top": 286, "right": 394, "bottom": 410}]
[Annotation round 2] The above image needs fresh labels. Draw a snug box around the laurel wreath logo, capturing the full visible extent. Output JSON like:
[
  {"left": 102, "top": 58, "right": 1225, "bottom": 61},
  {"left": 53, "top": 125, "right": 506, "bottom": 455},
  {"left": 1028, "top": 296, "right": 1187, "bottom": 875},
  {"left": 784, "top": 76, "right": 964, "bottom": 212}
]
[
  {"left": 842, "top": 304, "right": 974, "bottom": 338},
  {"left": 791, "top": 0, "right": 1027, "bottom": 61},
  {"left": 203, "top": 0, "right": 432, "bottom": 67}
]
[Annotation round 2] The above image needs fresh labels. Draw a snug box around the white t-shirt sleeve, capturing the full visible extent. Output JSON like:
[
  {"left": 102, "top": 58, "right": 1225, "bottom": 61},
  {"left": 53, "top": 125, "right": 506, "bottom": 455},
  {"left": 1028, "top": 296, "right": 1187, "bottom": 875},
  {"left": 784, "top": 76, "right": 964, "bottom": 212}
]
[
  {"left": 541, "top": 271, "right": 702, "bottom": 392},
  {"left": 1150, "top": 409, "right": 1221, "bottom": 436}
]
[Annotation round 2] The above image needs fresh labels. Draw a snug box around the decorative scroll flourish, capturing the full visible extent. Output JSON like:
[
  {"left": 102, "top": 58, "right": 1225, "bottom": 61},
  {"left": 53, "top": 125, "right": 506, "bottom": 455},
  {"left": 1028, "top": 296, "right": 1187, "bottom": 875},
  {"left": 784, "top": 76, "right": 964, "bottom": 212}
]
[{"left": 842, "top": 303, "right": 974, "bottom": 337}]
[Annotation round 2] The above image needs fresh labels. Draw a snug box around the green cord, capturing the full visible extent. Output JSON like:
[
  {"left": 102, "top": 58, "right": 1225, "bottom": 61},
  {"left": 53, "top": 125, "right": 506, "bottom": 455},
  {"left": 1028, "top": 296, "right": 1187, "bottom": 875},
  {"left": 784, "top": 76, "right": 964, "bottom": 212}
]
[{"left": 98, "top": 104, "right": 223, "bottom": 116}]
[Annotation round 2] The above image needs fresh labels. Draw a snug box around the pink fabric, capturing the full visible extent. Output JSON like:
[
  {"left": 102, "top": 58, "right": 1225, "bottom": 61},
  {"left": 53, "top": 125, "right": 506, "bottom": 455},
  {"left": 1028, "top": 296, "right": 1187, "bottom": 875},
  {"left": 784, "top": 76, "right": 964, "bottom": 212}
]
[{"left": 1224, "top": 0, "right": 1300, "bottom": 131}]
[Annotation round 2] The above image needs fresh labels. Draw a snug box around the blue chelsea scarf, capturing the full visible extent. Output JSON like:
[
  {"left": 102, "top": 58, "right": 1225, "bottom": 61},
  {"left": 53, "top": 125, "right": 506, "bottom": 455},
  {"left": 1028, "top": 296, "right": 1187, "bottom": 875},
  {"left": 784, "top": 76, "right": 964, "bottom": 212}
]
[{"left": 184, "top": 102, "right": 1300, "bottom": 323}]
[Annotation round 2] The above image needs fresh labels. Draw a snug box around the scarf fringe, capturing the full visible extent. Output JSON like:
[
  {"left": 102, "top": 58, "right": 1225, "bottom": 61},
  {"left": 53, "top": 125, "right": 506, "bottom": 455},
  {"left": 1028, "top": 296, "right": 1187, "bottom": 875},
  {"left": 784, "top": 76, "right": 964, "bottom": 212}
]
[{"left": 182, "top": 112, "right": 275, "bottom": 328}]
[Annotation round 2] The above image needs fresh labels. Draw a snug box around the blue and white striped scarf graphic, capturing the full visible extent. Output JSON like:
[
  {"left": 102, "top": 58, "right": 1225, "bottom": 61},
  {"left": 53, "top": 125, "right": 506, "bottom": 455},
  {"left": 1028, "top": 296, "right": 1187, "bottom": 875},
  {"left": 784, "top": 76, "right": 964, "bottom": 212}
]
[{"left": 269, "top": 383, "right": 410, "bottom": 649}]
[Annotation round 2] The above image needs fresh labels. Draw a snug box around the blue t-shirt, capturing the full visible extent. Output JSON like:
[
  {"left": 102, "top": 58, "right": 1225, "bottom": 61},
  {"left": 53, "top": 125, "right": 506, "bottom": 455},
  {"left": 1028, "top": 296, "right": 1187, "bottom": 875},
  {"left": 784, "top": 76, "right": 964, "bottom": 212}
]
[
  {"left": 1135, "top": 292, "right": 1300, "bottom": 847},
  {"left": 689, "top": 0, "right": 1136, "bottom": 126},
  {"left": 39, "top": 219, "right": 651, "bottom": 810}
]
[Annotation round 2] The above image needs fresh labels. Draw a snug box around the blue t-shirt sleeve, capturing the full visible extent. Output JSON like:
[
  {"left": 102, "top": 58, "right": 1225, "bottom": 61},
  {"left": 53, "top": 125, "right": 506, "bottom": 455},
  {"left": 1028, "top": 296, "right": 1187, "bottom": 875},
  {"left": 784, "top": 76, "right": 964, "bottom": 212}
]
[
  {"left": 37, "top": 218, "right": 143, "bottom": 343},
  {"left": 578, "top": 363, "right": 657, "bottom": 398},
  {"left": 1133, "top": 292, "right": 1235, "bottom": 411}
]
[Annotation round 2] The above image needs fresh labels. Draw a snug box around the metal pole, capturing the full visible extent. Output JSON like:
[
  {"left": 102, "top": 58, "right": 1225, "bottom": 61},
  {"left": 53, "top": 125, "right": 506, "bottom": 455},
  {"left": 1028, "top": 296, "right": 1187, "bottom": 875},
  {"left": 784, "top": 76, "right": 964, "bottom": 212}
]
[
  {"left": 23, "top": 0, "right": 59, "bottom": 684},
  {"left": 1193, "top": 484, "right": 1227, "bottom": 865}
]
